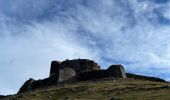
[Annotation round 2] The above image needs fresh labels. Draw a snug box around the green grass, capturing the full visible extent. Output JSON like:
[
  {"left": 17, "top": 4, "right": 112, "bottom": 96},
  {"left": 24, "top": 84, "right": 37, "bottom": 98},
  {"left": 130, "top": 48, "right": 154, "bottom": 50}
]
[{"left": 2, "top": 78, "right": 170, "bottom": 100}]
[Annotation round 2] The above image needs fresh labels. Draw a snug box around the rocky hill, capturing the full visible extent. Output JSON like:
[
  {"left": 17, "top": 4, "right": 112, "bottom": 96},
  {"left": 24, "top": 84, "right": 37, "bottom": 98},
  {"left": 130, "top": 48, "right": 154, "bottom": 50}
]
[
  {"left": 18, "top": 59, "right": 127, "bottom": 93},
  {"left": 0, "top": 59, "right": 169, "bottom": 100},
  {"left": 1, "top": 77, "right": 169, "bottom": 100}
]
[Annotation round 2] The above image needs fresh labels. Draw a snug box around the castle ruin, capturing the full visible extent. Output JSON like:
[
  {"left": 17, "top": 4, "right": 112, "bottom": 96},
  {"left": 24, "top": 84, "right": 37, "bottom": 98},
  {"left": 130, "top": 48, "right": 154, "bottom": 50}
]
[{"left": 18, "top": 59, "right": 126, "bottom": 93}]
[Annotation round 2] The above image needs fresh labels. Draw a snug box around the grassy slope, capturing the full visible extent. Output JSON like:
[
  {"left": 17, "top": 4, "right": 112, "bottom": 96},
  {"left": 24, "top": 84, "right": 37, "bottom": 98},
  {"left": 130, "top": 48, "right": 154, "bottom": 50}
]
[{"left": 2, "top": 78, "right": 170, "bottom": 100}]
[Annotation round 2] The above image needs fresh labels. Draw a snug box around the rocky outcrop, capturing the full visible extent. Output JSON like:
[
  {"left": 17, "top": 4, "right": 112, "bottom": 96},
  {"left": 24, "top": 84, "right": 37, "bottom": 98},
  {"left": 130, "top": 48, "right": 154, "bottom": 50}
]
[
  {"left": 18, "top": 77, "right": 59, "bottom": 93},
  {"left": 18, "top": 78, "right": 35, "bottom": 93},
  {"left": 18, "top": 59, "right": 127, "bottom": 93}
]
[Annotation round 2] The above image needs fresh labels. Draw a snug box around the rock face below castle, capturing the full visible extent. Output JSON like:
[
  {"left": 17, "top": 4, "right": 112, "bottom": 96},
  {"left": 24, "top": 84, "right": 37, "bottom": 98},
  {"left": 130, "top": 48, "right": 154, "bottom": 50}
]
[{"left": 18, "top": 59, "right": 126, "bottom": 93}]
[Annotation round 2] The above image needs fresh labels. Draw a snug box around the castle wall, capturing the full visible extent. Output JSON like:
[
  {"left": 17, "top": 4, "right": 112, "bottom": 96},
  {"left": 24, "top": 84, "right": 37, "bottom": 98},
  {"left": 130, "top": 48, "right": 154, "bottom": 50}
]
[
  {"left": 58, "top": 67, "right": 76, "bottom": 83},
  {"left": 77, "top": 70, "right": 108, "bottom": 81},
  {"left": 77, "top": 64, "right": 127, "bottom": 81}
]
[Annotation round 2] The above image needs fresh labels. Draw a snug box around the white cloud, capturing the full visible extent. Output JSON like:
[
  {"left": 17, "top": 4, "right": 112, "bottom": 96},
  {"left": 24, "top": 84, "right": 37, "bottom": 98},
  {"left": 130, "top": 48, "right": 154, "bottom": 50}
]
[
  {"left": 0, "top": 20, "right": 100, "bottom": 95},
  {"left": 162, "top": 2, "right": 170, "bottom": 20}
]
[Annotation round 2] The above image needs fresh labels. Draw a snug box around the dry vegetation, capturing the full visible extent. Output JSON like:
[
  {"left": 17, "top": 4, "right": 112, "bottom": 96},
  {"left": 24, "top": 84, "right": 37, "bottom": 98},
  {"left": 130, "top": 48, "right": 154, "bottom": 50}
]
[{"left": 2, "top": 78, "right": 170, "bottom": 100}]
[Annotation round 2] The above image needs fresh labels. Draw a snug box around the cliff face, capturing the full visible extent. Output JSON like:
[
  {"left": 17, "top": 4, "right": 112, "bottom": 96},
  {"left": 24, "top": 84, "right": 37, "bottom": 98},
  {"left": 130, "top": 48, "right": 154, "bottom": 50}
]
[{"left": 18, "top": 59, "right": 127, "bottom": 93}]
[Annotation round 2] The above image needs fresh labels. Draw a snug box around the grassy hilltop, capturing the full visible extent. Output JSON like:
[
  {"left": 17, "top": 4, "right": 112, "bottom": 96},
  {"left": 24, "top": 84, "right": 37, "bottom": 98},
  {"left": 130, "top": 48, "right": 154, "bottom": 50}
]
[{"left": 2, "top": 76, "right": 170, "bottom": 100}]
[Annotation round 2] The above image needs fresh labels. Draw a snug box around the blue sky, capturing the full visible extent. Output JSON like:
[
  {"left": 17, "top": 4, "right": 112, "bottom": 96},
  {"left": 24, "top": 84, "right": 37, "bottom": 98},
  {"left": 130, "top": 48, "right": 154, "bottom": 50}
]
[{"left": 1, "top": 0, "right": 170, "bottom": 95}]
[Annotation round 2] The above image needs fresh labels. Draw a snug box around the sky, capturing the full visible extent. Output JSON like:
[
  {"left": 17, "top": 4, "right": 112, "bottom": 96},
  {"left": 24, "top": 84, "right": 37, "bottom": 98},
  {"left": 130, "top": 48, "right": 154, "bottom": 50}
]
[{"left": 1, "top": 0, "right": 170, "bottom": 95}]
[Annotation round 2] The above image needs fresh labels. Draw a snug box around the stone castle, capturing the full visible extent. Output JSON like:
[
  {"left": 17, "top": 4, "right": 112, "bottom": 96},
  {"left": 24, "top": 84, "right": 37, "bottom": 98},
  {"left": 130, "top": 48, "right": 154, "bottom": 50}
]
[{"left": 18, "top": 59, "right": 126, "bottom": 93}]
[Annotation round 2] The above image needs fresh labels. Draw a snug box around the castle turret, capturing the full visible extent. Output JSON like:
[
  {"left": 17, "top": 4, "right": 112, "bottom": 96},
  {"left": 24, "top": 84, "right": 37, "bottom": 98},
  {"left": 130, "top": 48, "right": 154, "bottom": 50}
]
[{"left": 107, "top": 65, "right": 127, "bottom": 78}]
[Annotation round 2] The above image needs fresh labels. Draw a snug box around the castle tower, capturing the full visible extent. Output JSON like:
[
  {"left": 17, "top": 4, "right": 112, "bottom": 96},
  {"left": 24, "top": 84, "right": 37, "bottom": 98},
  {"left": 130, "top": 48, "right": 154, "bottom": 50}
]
[
  {"left": 107, "top": 65, "right": 127, "bottom": 78},
  {"left": 49, "top": 61, "right": 61, "bottom": 84}
]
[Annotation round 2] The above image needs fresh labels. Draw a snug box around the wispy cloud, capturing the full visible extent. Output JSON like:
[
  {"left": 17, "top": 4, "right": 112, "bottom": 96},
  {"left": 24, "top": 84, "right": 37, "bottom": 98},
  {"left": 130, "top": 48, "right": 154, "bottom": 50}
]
[{"left": 1, "top": 0, "right": 170, "bottom": 95}]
